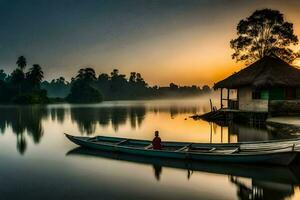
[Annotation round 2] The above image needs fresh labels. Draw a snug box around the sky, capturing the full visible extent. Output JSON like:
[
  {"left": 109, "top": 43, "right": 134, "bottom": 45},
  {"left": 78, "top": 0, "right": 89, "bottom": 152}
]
[{"left": 0, "top": 0, "right": 300, "bottom": 86}]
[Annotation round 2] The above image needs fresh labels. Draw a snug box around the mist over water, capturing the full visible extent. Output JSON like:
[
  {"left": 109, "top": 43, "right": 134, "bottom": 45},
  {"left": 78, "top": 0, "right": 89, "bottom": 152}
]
[{"left": 0, "top": 97, "right": 300, "bottom": 200}]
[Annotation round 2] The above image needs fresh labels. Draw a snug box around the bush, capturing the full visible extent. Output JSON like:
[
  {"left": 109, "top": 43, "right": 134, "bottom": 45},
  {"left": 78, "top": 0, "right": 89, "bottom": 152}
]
[
  {"left": 66, "top": 83, "right": 102, "bottom": 103},
  {"left": 12, "top": 89, "right": 49, "bottom": 104}
]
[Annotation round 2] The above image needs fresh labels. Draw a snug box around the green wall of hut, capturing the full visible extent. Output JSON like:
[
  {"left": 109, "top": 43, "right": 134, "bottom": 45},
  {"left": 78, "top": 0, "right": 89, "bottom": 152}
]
[{"left": 255, "top": 88, "right": 300, "bottom": 100}]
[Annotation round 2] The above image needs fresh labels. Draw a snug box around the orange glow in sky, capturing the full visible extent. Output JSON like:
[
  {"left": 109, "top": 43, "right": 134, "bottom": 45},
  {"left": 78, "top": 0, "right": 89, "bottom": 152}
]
[
  {"left": 61, "top": 1, "right": 300, "bottom": 87},
  {"left": 1, "top": 1, "right": 300, "bottom": 87}
]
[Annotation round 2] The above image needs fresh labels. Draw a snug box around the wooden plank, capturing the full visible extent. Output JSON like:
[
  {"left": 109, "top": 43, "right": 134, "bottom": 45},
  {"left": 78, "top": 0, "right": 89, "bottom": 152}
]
[
  {"left": 175, "top": 144, "right": 192, "bottom": 152},
  {"left": 87, "top": 137, "right": 97, "bottom": 142},
  {"left": 116, "top": 139, "right": 128, "bottom": 145},
  {"left": 144, "top": 144, "right": 153, "bottom": 149}
]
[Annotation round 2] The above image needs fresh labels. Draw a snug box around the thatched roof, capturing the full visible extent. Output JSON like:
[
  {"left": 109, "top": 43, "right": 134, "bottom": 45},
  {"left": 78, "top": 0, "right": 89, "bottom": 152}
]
[{"left": 214, "top": 55, "right": 300, "bottom": 89}]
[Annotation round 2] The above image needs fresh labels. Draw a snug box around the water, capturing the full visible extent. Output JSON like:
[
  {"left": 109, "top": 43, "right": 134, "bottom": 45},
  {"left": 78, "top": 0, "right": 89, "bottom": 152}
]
[{"left": 0, "top": 98, "right": 300, "bottom": 200}]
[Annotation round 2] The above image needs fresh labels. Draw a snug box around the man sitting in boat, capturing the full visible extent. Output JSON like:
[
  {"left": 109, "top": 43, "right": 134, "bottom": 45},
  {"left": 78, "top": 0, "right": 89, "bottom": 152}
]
[{"left": 152, "top": 131, "right": 162, "bottom": 150}]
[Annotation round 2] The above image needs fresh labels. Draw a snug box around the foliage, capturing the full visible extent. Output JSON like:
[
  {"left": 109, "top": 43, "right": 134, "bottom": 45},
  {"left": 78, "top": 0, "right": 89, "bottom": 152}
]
[
  {"left": 11, "top": 68, "right": 25, "bottom": 86},
  {"left": 230, "top": 9, "right": 299, "bottom": 63},
  {"left": 76, "top": 67, "right": 97, "bottom": 83},
  {"left": 66, "top": 68, "right": 103, "bottom": 103},
  {"left": 26, "top": 64, "right": 44, "bottom": 88},
  {"left": 12, "top": 89, "right": 49, "bottom": 104},
  {"left": 0, "top": 58, "right": 211, "bottom": 104},
  {"left": 0, "top": 69, "right": 7, "bottom": 81},
  {"left": 42, "top": 68, "right": 211, "bottom": 100},
  {"left": 16, "top": 56, "right": 27, "bottom": 71},
  {"left": 0, "top": 57, "right": 49, "bottom": 104},
  {"left": 95, "top": 69, "right": 210, "bottom": 100},
  {"left": 41, "top": 77, "right": 71, "bottom": 98}
]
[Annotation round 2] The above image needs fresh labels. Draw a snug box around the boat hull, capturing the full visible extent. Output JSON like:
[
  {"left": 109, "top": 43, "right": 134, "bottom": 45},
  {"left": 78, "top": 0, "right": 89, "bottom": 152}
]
[{"left": 65, "top": 134, "right": 298, "bottom": 166}]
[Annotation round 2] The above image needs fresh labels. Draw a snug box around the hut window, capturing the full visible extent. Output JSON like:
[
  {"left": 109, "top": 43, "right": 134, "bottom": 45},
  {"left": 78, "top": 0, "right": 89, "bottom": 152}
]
[{"left": 252, "top": 89, "right": 261, "bottom": 99}]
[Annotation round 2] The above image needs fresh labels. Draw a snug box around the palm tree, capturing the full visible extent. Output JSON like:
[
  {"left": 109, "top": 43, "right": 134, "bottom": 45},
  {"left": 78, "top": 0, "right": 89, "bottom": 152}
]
[
  {"left": 27, "top": 64, "right": 44, "bottom": 88},
  {"left": 11, "top": 69, "right": 25, "bottom": 85},
  {"left": 10, "top": 68, "right": 25, "bottom": 94},
  {"left": 16, "top": 56, "right": 27, "bottom": 71},
  {"left": 0, "top": 69, "right": 7, "bottom": 81}
]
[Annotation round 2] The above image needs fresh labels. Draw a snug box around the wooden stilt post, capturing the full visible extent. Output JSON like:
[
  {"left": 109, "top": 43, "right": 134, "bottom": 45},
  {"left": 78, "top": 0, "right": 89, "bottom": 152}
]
[
  {"left": 210, "top": 122, "right": 212, "bottom": 143},
  {"left": 237, "top": 89, "right": 239, "bottom": 110},
  {"left": 228, "top": 131, "right": 230, "bottom": 143},
  {"left": 220, "top": 88, "right": 223, "bottom": 109},
  {"left": 227, "top": 88, "right": 230, "bottom": 109},
  {"left": 221, "top": 126, "right": 223, "bottom": 143},
  {"left": 209, "top": 99, "right": 213, "bottom": 112}
]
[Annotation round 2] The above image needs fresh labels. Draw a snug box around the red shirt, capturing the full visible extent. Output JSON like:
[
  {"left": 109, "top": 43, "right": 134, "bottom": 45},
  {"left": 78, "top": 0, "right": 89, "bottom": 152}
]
[{"left": 152, "top": 136, "right": 162, "bottom": 150}]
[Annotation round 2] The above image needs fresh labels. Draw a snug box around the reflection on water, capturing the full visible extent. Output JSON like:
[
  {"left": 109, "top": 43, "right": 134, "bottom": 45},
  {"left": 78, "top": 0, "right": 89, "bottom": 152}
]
[
  {"left": 67, "top": 147, "right": 300, "bottom": 200},
  {"left": 70, "top": 106, "right": 146, "bottom": 133},
  {"left": 0, "top": 99, "right": 300, "bottom": 199},
  {"left": 0, "top": 106, "right": 47, "bottom": 154},
  {"left": 0, "top": 100, "right": 299, "bottom": 155}
]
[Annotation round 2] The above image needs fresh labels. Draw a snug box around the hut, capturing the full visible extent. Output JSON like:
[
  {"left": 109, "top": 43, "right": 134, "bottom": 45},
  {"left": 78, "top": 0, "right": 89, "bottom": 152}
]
[{"left": 214, "top": 55, "right": 300, "bottom": 116}]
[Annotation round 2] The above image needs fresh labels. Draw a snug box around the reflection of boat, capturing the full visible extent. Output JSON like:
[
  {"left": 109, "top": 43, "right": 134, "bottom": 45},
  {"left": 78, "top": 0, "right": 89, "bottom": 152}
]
[
  {"left": 65, "top": 134, "right": 298, "bottom": 165},
  {"left": 66, "top": 147, "right": 300, "bottom": 185}
]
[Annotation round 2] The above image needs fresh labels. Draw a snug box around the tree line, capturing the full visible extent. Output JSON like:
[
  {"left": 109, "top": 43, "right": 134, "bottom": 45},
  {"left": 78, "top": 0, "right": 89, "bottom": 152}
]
[
  {"left": 0, "top": 57, "right": 211, "bottom": 104},
  {"left": 44, "top": 67, "right": 211, "bottom": 103}
]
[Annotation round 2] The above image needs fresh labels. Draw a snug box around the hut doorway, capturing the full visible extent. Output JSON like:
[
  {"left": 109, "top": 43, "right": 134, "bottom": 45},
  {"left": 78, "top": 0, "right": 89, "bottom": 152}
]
[{"left": 220, "top": 88, "right": 238, "bottom": 110}]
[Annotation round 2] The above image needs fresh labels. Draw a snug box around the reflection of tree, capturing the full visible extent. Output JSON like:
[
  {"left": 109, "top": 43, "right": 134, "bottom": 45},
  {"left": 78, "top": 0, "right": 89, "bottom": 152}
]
[
  {"left": 98, "top": 108, "right": 110, "bottom": 127},
  {"left": 230, "top": 176, "right": 294, "bottom": 200},
  {"left": 16, "top": 133, "right": 27, "bottom": 155},
  {"left": 70, "top": 107, "right": 98, "bottom": 135},
  {"left": 70, "top": 106, "right": 146, "bottom": 134},
  {"left": 129, "top": 107, "right": 145, "bottom": 129},
  {"left": 150, "top": 106, "right": 200, "bottom": 119},
  {"left": 110, "top": 107, "right": 127, "bottom": 131},
  {"left": 50, "top": 108, "right": 66, "bottom": 123},
  {"left": 0, "top": 106, "right": 47, "bottom": 154},
  {"left": 0, "top": 117, "right": 5, "bottom": 134}
]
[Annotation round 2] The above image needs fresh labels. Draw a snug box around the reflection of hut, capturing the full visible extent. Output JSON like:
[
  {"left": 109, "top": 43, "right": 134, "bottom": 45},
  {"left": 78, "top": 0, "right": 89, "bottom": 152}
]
[
  {"left": 230, "top": 176, "right": 294, "bottom": 200},
  {"left": 214, "top": 55, "right": 300, "bottom": 116}
]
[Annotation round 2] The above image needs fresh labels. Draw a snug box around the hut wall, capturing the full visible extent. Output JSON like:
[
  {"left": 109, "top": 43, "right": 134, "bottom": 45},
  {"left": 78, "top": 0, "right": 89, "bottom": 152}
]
[
  {"left": 238, "top": 87, "right": 268, "bottom": 112},
  {"left": 297, "top": 89, "right": 300, "bottom": 99},
  {"left": 269, "top": 88, "right": 285, "bottom": 100}
]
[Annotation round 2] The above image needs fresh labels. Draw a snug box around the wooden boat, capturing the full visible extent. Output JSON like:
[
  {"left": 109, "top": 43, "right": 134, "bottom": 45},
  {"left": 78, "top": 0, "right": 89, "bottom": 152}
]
[
  {"left": 66, "top": 134, "right": 300, "bottom": 151},
  {"left": 65, "top": 134, "right": 298, "bottom": 165}
]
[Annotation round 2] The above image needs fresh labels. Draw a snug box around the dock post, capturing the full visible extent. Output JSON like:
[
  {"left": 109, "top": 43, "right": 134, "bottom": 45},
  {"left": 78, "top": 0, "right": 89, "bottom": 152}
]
[
  {"left": 220, "top": 88, "right": 223, "bottom": 109},
  {"left": 209, "top": 99, "right": 213, "bottom": 112},
  {"left": 227, "top": 88, "right": 230, "bottom": 109}
]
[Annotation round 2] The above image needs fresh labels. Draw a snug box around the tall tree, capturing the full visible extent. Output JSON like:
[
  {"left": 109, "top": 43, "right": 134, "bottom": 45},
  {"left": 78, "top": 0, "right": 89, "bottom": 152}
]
[
  {"left": 129, "top": 72, "right": 137, "bottom": 83},
  {"left": 66, "top": 67, "right": 102, "bottom": 103},
  {"left": 16, "top": 56, "right": 27, "bottom": 71},
  {"left": 10, "top": 68, "right": 25, "bottom": 95},
  {"left": 0, "top": 69, "right": 7, "bottom": 81},
  {"left": 230, "top": 9, "right": 298, "bottom": 63},
  {"left": 26, "top": 64, "right": 44, "bottom": 88},
  {"left": 136, "top": 73, "right": 147, "bottom": 87},
  {"left": 11, "top": 69, "right": 25, "bottom": 85},
  {"left": 76, "top": 67, "right": 97, "bottom": 83}
]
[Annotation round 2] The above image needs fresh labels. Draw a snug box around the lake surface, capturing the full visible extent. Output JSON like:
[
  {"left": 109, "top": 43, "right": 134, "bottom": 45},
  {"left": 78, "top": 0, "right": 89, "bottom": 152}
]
[{"left": 1, "top": 98, "right": 300, "bottom": 200}]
